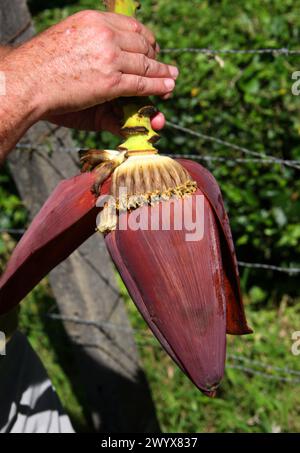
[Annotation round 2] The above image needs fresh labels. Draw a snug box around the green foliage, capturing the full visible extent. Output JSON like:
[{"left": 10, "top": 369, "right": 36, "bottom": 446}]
[
  {"left": 1, "top": 0, "right": 300, "bottom": 433},
  {"left": 0, "top": 167, "right": 27, "bottom": 229},
  {"left": 0, "top": 166, "right": 28, "bottom": 270}
]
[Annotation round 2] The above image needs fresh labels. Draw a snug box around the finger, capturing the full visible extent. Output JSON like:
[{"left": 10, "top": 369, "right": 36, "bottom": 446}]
[
  {"left": 161, "top": 92, "right": 173, "bottom": 100},
  {"left": 104, "top": 13, "right": 156, "bottom": 48},
  {"left": 151, "top": 112, "right": 165, "bottom": 130},
  {"left": 118, "top": 52, "right": 179, "bottom": 79},
  {"left": 116, "top": 74, "right": 175, "bottom": 97},
  {"left": 117, "top": 31, "right": 156, "bottom": 59}
]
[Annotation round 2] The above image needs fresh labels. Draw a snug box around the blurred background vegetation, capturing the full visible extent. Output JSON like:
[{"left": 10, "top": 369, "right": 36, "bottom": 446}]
[{"left": 1, "top": 0, "right": 300, "bottom": 432}]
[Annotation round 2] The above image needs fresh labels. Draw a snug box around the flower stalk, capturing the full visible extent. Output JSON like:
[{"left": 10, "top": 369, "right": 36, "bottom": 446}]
[{"left": 104, "top": 0, "right": 140, "bottom": 17}]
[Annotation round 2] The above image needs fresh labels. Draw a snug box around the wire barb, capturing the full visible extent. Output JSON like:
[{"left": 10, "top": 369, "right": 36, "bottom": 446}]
[
  {"left": 237, "top": 261, "right": 300, "bottom": 275},
  {"left": 165, "top": 121, "right": 300, "bottom": 170},
  {"left": 161, "top": 47, "right": 300, "bottom": 56}
]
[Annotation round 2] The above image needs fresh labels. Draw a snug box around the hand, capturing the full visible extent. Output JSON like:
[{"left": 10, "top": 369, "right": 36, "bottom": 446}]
[
  {"left": 12, "top": 10, "right": 178, "bottom": 118},
  {"left": 0, "top": 10, "right": 177, "bottom": 161},
  {"left": 46, "top": 100, "right": 166, "bottom": 135}
]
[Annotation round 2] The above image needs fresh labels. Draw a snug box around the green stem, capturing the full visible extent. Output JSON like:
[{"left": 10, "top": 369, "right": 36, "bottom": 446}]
[
  {"left": 104, "top": 0, "right": 159, "bottom": 154},
  {"left": 104, "top": 0, "right": 140, "bottom": 16}
]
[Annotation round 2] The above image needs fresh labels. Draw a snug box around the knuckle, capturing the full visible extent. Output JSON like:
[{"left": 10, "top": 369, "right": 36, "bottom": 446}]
[
  {"left": 129, "top": 17, "right": 141, "bottom": 33},
  {"left": 76, "top": 9, "right": 100, "bottom": 23},
  {"left": 99, "top": 26, "right": 115, "bottom": 42},
  {"left": 142, "top": 55, "right": 151, "bottom": 76},
  {"left": 148, "top": 44, "right": 155, "bottom": 58},
  {"left": 139, "top": 35, "right": 147, "bottom": 49},
  {"left": 136, "top": 76, "right": 146, "bottom": 93},
  {"left": 107, "top": 71, "right": 122, "bottom": 89},
  {"left": 103, "top": 47, "right": 119, "bottom": 64},
  {"left": 141, "top": 36, "right": 152, "bottom": 56},
  {"left": 146, "top": 28, "right": 156, "bottom": 45}
]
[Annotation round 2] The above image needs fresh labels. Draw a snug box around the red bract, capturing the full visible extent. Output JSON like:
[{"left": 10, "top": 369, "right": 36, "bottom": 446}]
[
  {"left": 0, "top": 154, "right": 251, "bottom": 396},
  {"left": 179, "top": 159, "right": 251, "bottom": 336},
  {"left": 0, "top": 172, "right": 98, "bottom": 313},
  {"left": 104, "top": 159, "right": 251, "bottom": 395}
]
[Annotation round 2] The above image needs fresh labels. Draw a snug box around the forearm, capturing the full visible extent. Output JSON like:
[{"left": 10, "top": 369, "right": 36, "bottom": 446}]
[
  {"left": 0, "top": 45, "right": 12, "bottom": 58},
  {"left": 0, "top": 46, "right": 42, "bottom": 162}
]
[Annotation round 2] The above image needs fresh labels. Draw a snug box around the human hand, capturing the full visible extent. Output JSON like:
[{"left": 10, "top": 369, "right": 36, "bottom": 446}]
[
  {"left": 0, "top": 11, "right": 177, "bottom": 160},
  {"left": 12, "top": 10, "right": 178, "bottom": 118}
]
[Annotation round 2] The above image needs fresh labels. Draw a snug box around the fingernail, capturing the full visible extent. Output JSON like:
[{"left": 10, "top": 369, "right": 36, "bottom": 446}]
[
  {"left": 169, "top": 66, "right": 179, "bottom": 79},
  {"left": 155, "top": 42, "right": 161, "bottom": 53},
  {"left": 164, "top": 78, "right": 175, "bottom": 90}
]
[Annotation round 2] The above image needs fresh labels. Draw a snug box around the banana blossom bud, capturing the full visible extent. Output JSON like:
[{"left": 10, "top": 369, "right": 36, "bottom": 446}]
[{"left": 0, "top": 106, "right": 251, "bottom": 396}]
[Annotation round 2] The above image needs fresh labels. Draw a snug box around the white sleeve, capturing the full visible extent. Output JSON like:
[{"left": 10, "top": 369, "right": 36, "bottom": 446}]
[{"left": 0, "top": 331, "right": 74, "bottom": 433}]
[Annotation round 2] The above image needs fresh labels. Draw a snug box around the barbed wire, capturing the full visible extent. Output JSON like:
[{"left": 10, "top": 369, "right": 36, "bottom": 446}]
[
  {"left": 0, "top": 228, "right": 26, "bottom": 235},
  {"left": 165, "top": 122, "right": 300, "bottom": 170},
  {"left": 226, "top": 364, "right": 300, "bottom": 384},
  {"left": 4, "top": 26, "right": 300, "bottom": 56},
  {"left": 15, "top": 143, "right": 82, "bottom": 153},
  {"left": 237, "top": 261, "right": 300, "bottom": 275},
  {"left": 41, "top": 312, "right": 300, "bottom": 384},
  {"left": 170, "top": 153, "right": 300, "bottom": 166},
  {"left": 1, "top": 227, "right": 299, "bottom": 274},
  {"left": 227, "top": 353, "right": 300, "bottom": 377},
  {"left": 161, "top": 47, "right": 300, "bottom": 56},
  {"left": 15, "top": 141, "right": 300, "bottom": 169}
]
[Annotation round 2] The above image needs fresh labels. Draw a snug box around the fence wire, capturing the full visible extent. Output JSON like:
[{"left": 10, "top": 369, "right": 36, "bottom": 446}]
[
  {"left": 237, "top": 261, "right": 300, "bottom": 275},
  {"left": 15, "top": 138, "right": 300, "bottom": 170},
  {"left": 165, "top": 122, "right": 300, "bottom": 170},
  {"left": 1, "top": 227, "right": 299, "bottom": 274},
  {"left": 162, "top": 47, "right": 300, "bottom": 56},
  {"left": 41, "top": 312, "right": 300, "bottom": 385},
  {"left": 227, "top": 353, "right": 300, "bottom": 377},
  {"left": 169, "top": 153, "right": 300, "bottom": 166},
  {"left": 226, "top": 364, "right": 300, "bottom": 384}
]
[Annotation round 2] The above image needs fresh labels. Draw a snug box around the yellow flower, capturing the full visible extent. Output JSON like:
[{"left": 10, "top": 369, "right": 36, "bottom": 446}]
[
  {"left": 278, "top": 88, "right": 287, "bottom": 96},
  {"left": 191, "top": 87, "right": 200, "bottom": 97}
]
